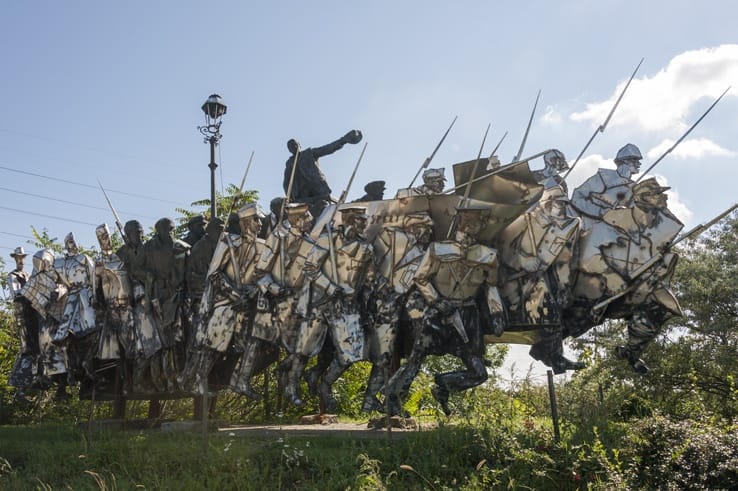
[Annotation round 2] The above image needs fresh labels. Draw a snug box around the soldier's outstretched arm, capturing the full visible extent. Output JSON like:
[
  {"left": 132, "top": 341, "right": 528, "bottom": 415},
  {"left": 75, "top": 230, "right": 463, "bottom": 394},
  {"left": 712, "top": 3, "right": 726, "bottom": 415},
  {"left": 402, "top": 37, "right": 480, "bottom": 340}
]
[{"left": 313, "top": 130, "right": 362, "bottom": 158}]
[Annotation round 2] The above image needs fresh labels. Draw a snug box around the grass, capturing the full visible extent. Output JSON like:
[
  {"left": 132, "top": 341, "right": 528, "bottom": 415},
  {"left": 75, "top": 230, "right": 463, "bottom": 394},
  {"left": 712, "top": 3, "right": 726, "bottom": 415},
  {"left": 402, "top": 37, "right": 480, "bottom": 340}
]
[{"left": 0, "top": 423, "right": 499, "bottom": 490}]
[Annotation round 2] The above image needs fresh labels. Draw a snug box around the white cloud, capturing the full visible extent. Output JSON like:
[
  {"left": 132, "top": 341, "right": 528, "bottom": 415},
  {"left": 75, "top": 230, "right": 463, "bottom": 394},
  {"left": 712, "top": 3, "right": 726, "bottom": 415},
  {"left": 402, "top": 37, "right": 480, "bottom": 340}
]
[
  {"left": 565, "top": 153, "right": 612, "bottom": 191},
  {"left": 540, "top": 105, "right": 563, "bottom": 127},
  {"left": 646, "top": 137, "right": 736, "bottom": 160},
  {"left": 571, "top": 45, "right": 738, "bottom": 133}
]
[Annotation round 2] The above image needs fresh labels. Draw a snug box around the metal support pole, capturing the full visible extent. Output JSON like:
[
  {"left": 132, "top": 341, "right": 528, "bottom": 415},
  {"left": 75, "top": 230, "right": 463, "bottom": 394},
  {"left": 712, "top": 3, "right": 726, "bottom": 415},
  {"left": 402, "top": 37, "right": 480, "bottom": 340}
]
[
  {"left": 209, "top": 136, "right": 218, "bottom": 219},
  {"left": 547, "top": 370, "right": 560, "bottom": 443},
  {"left": 202, "top": 379, "right": 209, "bottom": 453}
]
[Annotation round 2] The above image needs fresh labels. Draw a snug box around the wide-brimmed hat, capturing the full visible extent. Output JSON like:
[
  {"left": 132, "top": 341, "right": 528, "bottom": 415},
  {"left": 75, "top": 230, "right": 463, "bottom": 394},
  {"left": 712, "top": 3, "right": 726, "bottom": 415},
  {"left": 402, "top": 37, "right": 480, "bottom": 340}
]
[{"left": 10, "top": 246, "right": 27, "bottom": 258}]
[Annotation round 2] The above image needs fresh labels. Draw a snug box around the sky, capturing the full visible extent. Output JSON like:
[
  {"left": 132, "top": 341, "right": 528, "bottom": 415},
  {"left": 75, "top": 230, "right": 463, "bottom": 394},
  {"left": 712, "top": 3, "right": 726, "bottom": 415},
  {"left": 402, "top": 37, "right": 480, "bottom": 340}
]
[{"left": 2, "top": 1, "right": 738, "bottom": 381}]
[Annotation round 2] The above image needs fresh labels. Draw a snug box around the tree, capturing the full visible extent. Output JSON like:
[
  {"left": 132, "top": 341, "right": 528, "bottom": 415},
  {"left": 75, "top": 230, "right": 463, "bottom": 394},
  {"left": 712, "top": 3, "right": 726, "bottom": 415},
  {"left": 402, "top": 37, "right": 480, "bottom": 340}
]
[{"left": 564, "top": 212, "right": 738, "bottom": 422}]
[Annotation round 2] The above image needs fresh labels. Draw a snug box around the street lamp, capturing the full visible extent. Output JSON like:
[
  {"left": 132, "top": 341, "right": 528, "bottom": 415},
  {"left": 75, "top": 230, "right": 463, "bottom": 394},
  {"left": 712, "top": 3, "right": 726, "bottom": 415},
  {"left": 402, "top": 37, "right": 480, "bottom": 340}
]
[{"left": 198, "top": 94, "right": 227, "bottom": 219}]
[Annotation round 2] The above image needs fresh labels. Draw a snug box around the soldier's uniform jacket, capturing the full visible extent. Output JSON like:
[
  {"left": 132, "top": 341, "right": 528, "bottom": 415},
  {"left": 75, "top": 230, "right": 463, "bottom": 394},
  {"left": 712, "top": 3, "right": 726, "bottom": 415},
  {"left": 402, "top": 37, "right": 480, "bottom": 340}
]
[
  {"left": 201, "top": 232, "right": 265, "bottom": 313},
  {"left": 257, "top": 226, "right": 321, "bottom": 293},
  {"left": 414, "top": 241, "right": 499, "bottom": 304},
  {"left": 309, "top": 229, "right": 374, "bottom": 307},
  {"left": 251, "top": 225, "right": 329, "bottom": 345},
  {"left": 194, "top": 232, "right": 265, "bottom": 352},
  {"left": 95, "top": 253, "right": 132, "bottom": 308},
  {"left": 21, "top": 261, "right": 68, "bottom": 377},
  {"left": 500, "top": 206, "right": 581, "bottom": 275},
  {"left": 8, "top": 267, "right": 38, "bottom": 386},
  {"left": 8, "top": 268, "right": 29, "bottom": 299},
  {"left": 134, "top": 235, "right": 190, "bottom": 346},
  {"left": 54, "top": 253, "right": 97, "bottom": 340},
  {"left": 570, "top": 169, "right": 633, "bottom": 220},
  {"left": 373, "top": 226, "right": 428, "bottom": 295},
  {"left": 95, "top": 252, "right": 133, "bottom": 359}
]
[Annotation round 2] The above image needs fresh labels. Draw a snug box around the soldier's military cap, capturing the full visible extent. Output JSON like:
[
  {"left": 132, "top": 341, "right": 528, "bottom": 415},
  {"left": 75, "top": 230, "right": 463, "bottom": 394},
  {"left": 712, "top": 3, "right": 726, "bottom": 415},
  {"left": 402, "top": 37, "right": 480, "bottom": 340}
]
[
  {"left": 237, "top": 203, "right": 259, "bottom": 219},
  {"left": 187, "top": 214, "right": 207, "bottom": 226},
  {"left": 285, "top": 202, "right": 311, "bottom": 216},
  {"left": 422, "top": 168, "right": 446, "bottom": 181}
]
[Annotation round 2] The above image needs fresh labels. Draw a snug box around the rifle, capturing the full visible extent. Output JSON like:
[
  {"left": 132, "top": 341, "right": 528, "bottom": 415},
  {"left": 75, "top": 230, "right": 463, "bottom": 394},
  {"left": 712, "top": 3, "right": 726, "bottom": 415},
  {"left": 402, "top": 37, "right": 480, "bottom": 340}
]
[
  {"left": 635, "top": 86, "right": 731, "bottom": 182},
  {"left": 280, "top": 146, "right": 301, "bottom": 224},
  {"left": 512, "top": 90, "right": 541, "bottom": 163},
  {"left": 564, "top": 58, "right": 643, "bottom": 179},
  {"left": 592, "top": 201, "right": 738, "bottom": 314},
  {"left": 223, "top": 150, "right": 255, "bottom": 289},
  {"left": 408, "top": 116, "right": 457, "bottom": 188},
  {"left": 447, "top": 124, "right": 490, "bottom": 238},
  {"left": 97, "top": 179, "right": 128, "bottom": 246},
  {"left": 489, "top": 130, "right": 507, "bottom": 161},
  {"left": 226, "top": 150, "right": 255, "bottom": 217},
  {"left": 316, "top": 143, "right": 368, "bottom": 283},
  {"left": 278, "top": 147, "right": 302, "bottom": 279}
]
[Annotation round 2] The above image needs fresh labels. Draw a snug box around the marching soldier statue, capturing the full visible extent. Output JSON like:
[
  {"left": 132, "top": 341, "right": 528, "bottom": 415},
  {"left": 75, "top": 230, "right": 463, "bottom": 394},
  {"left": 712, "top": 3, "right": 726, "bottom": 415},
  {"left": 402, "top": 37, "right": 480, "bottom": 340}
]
[
  {"left": 94, "top": 224, "right": 134, "bottom": 363},
  {"left": 21, "top": 249, "right": 70, "bottom": 399},
  {"left": 387, "top": 207, "right": 506, "bottom": 416},
  {"left": 116, "top": 220, "right": 163, "bottom": 392},
  {"left": 54, "top": 233, "right": 97, "bottom": 383},
  {"left": 290, "top": 205, "right": 375, "bottom": 412},
  {"left": 134, "top": 218, "right": 190, "bottom": 392},
  {"left": 181, "top": 204, "right": 264, "bottom": 394},
  {"left": 498, "top": 188, "right": 584, "bottom": 373},
  {"left": 7, "top": 247, "right": 39, "bottom": 400},
  {"left": 247, "top": 203, "right": 331, "bottom": 403},
  {"left": 362, "top": 212, "right": 434, "bottom": 412}
]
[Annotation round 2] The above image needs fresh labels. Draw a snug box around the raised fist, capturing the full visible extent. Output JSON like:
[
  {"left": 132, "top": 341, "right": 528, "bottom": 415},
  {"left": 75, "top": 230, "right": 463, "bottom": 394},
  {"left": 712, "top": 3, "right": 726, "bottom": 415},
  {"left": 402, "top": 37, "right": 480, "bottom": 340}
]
[{"left": 342, "top": 129, "right": 363, "bottom": 145}]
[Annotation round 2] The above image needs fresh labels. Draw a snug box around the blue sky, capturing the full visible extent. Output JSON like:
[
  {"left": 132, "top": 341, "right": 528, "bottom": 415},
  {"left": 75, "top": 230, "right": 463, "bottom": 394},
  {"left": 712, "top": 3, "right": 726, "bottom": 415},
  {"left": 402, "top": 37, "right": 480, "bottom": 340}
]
[{"left": 2, "top": 1, "right": 737, "bottom": 378}]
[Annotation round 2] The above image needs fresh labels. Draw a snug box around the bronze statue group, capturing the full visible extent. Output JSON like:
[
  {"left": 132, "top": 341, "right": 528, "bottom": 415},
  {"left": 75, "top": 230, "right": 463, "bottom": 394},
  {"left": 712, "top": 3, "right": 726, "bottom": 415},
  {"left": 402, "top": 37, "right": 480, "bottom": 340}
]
[{"left": 5, "top": 128, "right": 709, "bottom": 417}]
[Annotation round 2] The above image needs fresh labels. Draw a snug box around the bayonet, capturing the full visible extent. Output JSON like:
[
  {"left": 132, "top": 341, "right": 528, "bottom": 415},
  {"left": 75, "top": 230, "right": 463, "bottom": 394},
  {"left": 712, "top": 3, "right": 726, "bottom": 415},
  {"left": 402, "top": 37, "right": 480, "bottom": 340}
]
[
  {"left": 338, "top": 142, "right": 368, "bottom": 204},
  {"left": 489, "top": 130, "right": 507, "bottom": 160},
  {"left": 448, "top": 124, "right": 490, "bottom": 238},
  {"left": 317, "top": 142, "right": 369, "bottom": 284},
  {"left": 636, "top": 86, "right": 731, "bottom": 182},
  {"left": 461, "top": 124, "right": 491, "bottom": 205},
  {"left": 280, "top": 146, "right": 301, "bottom": 223},
  {"left": 408, "top": 116, "right": 457, "bottom": 188},
  {"left": 565, "top": 58, "right": 644, "bottom": 179},
  {"left": 512, "top": 90, "right": 541, "bottom": 162},
  {"left": 278, "top": 146, "right": 302, "bottom": 281},
  {"left": 227, "top": 150, "right": 255, "bottom": 216},
  {"left": 97, "top": 179, "right": 127, "bottom": 244},
  {"left": 673, "top": 202, "right": 738, "bottom": 246}
]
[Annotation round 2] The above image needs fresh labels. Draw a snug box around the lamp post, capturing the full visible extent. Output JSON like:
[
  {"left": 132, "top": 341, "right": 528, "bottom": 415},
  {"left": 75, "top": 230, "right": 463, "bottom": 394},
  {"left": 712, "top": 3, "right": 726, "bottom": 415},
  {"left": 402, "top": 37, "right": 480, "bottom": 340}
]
[{"left": 198, "top": 94, "right": 227, "bottom": 219}]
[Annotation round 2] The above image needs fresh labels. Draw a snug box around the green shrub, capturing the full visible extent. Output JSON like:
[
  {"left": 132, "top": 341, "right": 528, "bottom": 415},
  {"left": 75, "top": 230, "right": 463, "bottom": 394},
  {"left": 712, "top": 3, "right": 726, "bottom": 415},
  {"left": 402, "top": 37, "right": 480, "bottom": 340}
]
[{"left": 621, "top": 415, "right": 738, "bottom": 489}]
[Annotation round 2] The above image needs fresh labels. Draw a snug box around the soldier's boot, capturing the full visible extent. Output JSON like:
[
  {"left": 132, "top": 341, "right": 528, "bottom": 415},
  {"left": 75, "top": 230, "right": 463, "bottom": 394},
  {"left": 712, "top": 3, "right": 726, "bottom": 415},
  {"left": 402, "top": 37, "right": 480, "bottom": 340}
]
[
  {"left": 229, "top": 343, "right": 262, "bottom": 401},
  {"left": 54, "top": 376, "right": 71, "bottom": 401},
  {"left": 615, "top": 346, "right": 649, "bottom": 375},
  {"left": 284, "top": 355, "right": 307, "bottom": 407},
  {"left": 180, "top": 350, "right": 214, "bottom": 394},
  {"left": 149, "top": 353, "right": 167, "bottom": 393},
  {"left": 551, "top": 354, "right": 586, "bottom": 374},
  {"left": 303, "top": 366, "right": 321, "bottom": 398},
  {"left": 431, "top": 378, "right": 451, "bottom": 417},
  {"left": 318, "top": 360, "right": 348, "bottom": 414},
  {"left": 361, "top": 365, "right": 385, "bottom": 413}
]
